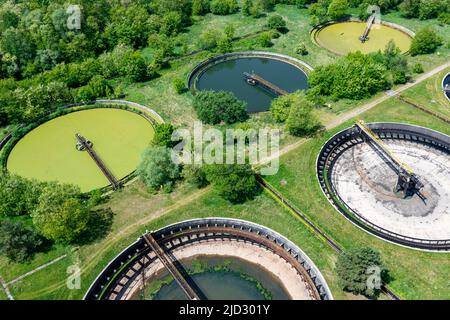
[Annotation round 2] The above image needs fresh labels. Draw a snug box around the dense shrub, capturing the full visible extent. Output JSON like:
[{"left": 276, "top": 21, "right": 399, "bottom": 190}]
[
  {"left": 258, "top": 32, "right": 273, "bottom": 47},
  {"left": 410, "top": 27, "right": 443, "bottom": 56},
  {"left": 204, "top": 164, "right": 261, "bottom": 204},
  {"left": 336, "top": 247, "right": 389, "bottom": 298},
  {"left": 152, "top": 123, "right": 178, "bottom": 148},
  {"left": 412, "top": 63, "right": 424, "bottom": 74},
  {"left": 193, "top": 91, "right": 249, "bottom": 124},
  {"left": 210, "top": 0, "right": 239, "bottom": 15},
  {"left": 267, "top": 15, "right": 287, "bottom": 31},
  {"left": 182, "top": 164, "right": 210, "bottom": 188},
  {"left": 309, "top": 52, "right": 389, "bottom": 100},
  {"left": 0, "top": 221, "right": 43, "bottom": 263},
  {"left": 31, "top": 183, "right": 89, "bottom": 243},
  {"left": 137, "top": 146, "right": 180, "bottom": 191},
  {"left": 192, "top": 0, "right": 211, "bottom": 15},
  {"left": 285, "top": 93, "right": 321, "bottom": 136},
  {"left": 0, "top": 174, "right": 42, "bottom": 217}
]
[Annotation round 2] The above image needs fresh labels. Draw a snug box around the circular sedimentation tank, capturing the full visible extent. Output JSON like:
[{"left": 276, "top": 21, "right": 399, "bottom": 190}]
[
  {"left": 317, "top": 123, "right": 450, "bottom": 251},
  {"left": 84, "top": 218, "right": 333, "bottom": 300},
  {"left": 443, "top": 72, "right": 450, "bottom": 101},
  {"left": 312, "top": 20, "right": 413, "bottom": 55},
  {"left": 188, "top": 52, "right": 312, "bottom": 113},
  {"left": 5, "top": 106, "right": 157, "bottom": 192}
]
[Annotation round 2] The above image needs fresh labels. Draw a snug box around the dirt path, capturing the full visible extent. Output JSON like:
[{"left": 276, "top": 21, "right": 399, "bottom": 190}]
[
  {"left": 257, "top": 61, "right": 450, "bottom": 166},
  {"left": 0, "top": 277, "right": 13, "bottom": 300},
  {"left": 7, "top": 255, "right": 68, "bottom": 286}
]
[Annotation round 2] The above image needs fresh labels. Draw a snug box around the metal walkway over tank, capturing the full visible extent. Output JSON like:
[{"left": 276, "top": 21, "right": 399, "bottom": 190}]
[
  {"left": 75, "top": 133, "right": 121, "bottom": 190},
  {"left": 142, "top": 233, "right": 200, "bottom": 300},
  {"left": 354, "top": 121, "right": 424, "bottom": 198},
  {"left": 244, "top": 72, "right": 288, "bottom": 96},
  {"left": 359, "top": 15, "right": 376, "bottom": 42}
]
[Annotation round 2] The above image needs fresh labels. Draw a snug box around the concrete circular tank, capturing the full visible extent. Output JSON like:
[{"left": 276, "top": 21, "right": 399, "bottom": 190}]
[{"left": 317, "top": 123, "right": 450, "bottom": 251}]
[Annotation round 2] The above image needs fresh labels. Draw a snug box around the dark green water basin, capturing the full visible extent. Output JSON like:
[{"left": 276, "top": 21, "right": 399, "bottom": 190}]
[
  {"left": 196, "top": 57, "right": 309, "bottom": 113},
  {"left": 138, "top": 255, "right": 291, "bottom": 300}
]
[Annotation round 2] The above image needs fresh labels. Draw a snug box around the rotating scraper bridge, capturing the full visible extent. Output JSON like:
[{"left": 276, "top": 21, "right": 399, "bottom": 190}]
[
  {"left": 84, "top": 218, "right": 333, "bottom": 300},
  {"left": 317, "top": 122, "right": 450, "bottom": 251}
]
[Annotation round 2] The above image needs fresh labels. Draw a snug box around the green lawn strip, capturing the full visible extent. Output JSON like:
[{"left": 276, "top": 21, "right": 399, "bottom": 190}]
[
  {"left": 263, "top": 100, "right": 450, "bottom": 300},
  {"left": 9, "top": 189, "right": 346, "bottom": 300},
  {"left": 400, "top": 68, "right": 450, "bottom": 119},
  {"left": 8, "top": 255, "right": 74, "bottom": 300},
  {"left": 0, "top": 244, "right": 68, "bottom": 283}
]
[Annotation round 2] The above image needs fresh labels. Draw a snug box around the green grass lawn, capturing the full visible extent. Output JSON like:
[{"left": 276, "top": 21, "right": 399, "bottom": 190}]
[
  {"left": 401, "top": 67, "right": 450, "bottom": 119},
  {"left": 263, "top": 100, "right": 450, "bottom": 300}
]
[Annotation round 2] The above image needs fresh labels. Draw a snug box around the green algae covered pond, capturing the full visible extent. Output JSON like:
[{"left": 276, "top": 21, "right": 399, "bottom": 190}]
[
  {"left": 314, "top": 21, "right": 413, "bottom": 55},
  {"left": 7, "top": 108, "right": 154, "bottom": 192}
]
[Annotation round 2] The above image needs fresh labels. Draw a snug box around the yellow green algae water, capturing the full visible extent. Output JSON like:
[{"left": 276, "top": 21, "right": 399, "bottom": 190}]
[
  {"left": 7, "top": 108, "right": 154, "bottom": 192},
  {"left": 315, "top": 22, "right": 412, "bottom": 55}
]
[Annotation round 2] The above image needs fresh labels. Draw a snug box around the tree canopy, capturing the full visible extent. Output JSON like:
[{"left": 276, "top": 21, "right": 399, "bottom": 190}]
[
  {"left": 193, "top": 90, "right": 249, "bottom": 125},
  {"left": 137, "top": 145, "right": 181, "bottom": 192},
  {"left": 31, "top": 183, "right": 91, "bottom": 243},
  {"left": 336, "top": 247, "right": 389, "bottom": 298},
  {"left": 409, "top": 26, "right": 443, "bottom": 56},
  {"left": 0, "top": 221, "right": 43, "bottom": 263},
  {"left": 309, "top": 52, "right": 389, "bottom": 100},
  {"left": 204, "top": 164, "right": 261, "bottom": 204}
]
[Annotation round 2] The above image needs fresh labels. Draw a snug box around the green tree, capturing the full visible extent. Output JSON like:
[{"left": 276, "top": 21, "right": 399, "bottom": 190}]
[
  {"left": 182, "top": 164, "right": 210, "bottom": 188},
  {"left": 160, "top": 11, "right": 183, "bottom": 36},
  {"left": 199, "top": 28, "right": 222, "bottom": 49},
  {"left": 270, "top": 93, "right": 297, "bottom": 122},
  {"left": 267, "top": 15, "right": 287, "bottom": 31},
  {"left": 210, "top": 0, "right": 239, "bottom": 15},
  {"left": 31, "top": 183, "right": 90, "bottom": 243},
  {"left": 412, "top": 63, "right": 424, "bottom": 74},
  {"left": 193, "top": 90, "right": 249, "bottom": 124},
  {"left": 192, "top": 0, "right": 211, "bottom": 15},
  {"left": 87, "top": 75, "right": 113, "bottom": 98},
  {"left": 398, "top": 0, "right": 419, "bottom": 18},
  {"left": 152, "top": 123, "right": 178, "bottom": 148},
  {"left": 0, "top": 221, "right": 43, "bottom": 263},
  {"left": 204, "top": 164, "right": 261, "bottom": 203},
  {"left": 285, "top": 93, "right": 321, "bottom": 136},
  {"left": 0, "top": 28, "right": 35, "bottom": 69},
  {"left": 327, "top": 0, "right": 349, "bottom": 20},
  {"left": 0, "top": 174, "right": 42, "bottom": 217},
  {"left": 380, "top": 40, "right": 410, "bottom": 84},
  {"left": 242, "top": 0, "right": 252, "bottom": 16},
  {"left": 309, "top": 52, "right": 388, "bottom": 99},
  {"left": 418, "top": 0, "right": 447, "bottom": 20},
  {"left": 137, "top": 146, "right": 180, "bottom": 191},
  {"left": 410, "top": 26, "right": 443, "bottom": 55},
  {"left": 295, "top": 43, "right": 309, "bottom": 55},
  {"left": 173, "top": 78, "right": 186, "bottom": 94},
  {"left": 336, "top": 247, "right": 389, "bottom": 298},
  {"left": 257, "top": 32, "right": 273, "bottom": 47}
]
